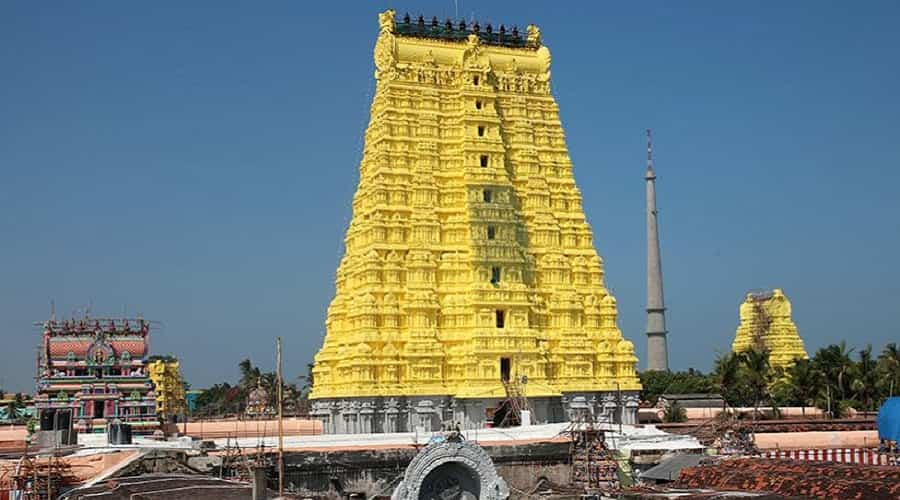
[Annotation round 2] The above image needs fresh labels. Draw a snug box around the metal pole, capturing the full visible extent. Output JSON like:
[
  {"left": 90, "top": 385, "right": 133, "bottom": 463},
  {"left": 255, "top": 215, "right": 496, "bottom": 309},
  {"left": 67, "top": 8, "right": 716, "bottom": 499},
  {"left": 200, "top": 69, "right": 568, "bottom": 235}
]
[{"left": 277, "top": 337, "right": 284, "bottom": 497}]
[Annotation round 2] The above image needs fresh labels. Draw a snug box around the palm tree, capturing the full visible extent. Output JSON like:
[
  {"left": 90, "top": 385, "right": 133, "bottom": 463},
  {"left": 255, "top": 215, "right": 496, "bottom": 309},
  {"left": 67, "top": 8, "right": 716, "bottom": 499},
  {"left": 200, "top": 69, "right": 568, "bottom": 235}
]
[
  {"left": 787, "top": 358, "right": 821, "bottom": 417},
  {"left": 238, "top": 359, "right": 261, "bottom": 389},
  {"left": 741, "top": 349, "right": 772, "bottom": 419},
  {"left": 814, "top": 342, "right": 854, "bottom": 402},
  {"left": 878, "top": 343, "right": 900, "bottom": 398},
  {"left": 714, "top": 353, "right": 742, "bottom": 411},
  {"left": 851, "top": 345, "right": 878, "bottom": 411}
]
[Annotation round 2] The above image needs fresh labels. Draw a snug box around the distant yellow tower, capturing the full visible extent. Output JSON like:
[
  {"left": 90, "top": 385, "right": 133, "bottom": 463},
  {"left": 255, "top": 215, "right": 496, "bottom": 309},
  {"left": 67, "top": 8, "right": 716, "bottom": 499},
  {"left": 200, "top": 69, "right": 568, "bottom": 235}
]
[
  {"left": 731, "top": 289, "right": 808, "bottom": 370},
  {"left": 310, "top": 11, "right": 640, "bottom": 433},
  {"left": 148, "top": 359, "right": 186, "bottom": 420}
]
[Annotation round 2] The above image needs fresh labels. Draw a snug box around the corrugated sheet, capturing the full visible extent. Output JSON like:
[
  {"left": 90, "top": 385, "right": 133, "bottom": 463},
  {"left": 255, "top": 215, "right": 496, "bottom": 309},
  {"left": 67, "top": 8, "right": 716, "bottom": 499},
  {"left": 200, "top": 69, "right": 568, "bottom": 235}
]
[{"left": 640, "top": 453, "right": 705, "bottom": 482}]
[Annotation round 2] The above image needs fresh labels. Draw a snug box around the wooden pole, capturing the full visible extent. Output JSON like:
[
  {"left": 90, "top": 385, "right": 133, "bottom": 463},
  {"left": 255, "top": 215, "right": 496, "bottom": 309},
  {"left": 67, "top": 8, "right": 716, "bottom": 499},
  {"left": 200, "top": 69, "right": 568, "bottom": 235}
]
[{"left": 277, "top": 336, "right": 284, "bottom": 497}]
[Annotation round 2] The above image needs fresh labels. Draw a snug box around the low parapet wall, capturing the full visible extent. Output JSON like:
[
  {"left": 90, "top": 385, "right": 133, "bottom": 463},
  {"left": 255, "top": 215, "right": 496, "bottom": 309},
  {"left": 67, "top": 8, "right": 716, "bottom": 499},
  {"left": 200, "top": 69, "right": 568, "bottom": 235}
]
[
  {"left": 755, "top": 430, "right": 879, "bottom": 449},
  {"left": 179, "top": 418, "right": 322, "bottom": 439},
  {"left": 280, "top": 440, "right": 572, "bottom": 497},
  {"left": 640, "top": 407, "right": 828, "bottom": 423}
]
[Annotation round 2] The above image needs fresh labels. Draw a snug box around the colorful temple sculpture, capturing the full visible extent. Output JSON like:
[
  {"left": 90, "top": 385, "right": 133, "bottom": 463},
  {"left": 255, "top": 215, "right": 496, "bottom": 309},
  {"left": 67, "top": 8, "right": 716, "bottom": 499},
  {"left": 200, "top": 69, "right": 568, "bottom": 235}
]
[
  {"left": 147, "top": 358, "right": 187, "bottom": 423},
  {"left": 245, "top": 381, "right": 275, "bottom": 419},
  {"left": 309, "top": 11, "right": 641, "bottom": 434},
  {"left": 731, "top": 289, "right": 808, "bottom": 370},
  {"left": 35, "top": 317, "right": 158, "bottom": 434}
]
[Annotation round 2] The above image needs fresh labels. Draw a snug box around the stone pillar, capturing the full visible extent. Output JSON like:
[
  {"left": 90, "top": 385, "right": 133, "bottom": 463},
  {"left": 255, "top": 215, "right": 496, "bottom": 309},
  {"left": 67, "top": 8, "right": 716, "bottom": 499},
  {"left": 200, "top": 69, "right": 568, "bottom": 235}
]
[
  {"left": 601, "top": 393, "right": 617, "bottom": 424},
  {"left": 360, "top": 401, "right": 375, "bottom": 433},
  {"left": 436, "top": 400, "right": 446, "bottom": 428},
  {"left": 349, "top": 401, "right": 361, "bottom": 434},
  {"left": 567, "top": 396, "right": 590, "bottom": 422},
  {"left": 252, "top": 467, "right": 267, "bottom": 500},
  {"left": 405, "top": 401, "right": 414, "bottom": 433},
  {"left": 416, "top": 400, "right": 435, "bottom": 432},
  {"left": 386, "top": 411, "right": 398, "bottom": 433},
  {"left": 623, "top": 393, "right": 640, "bottom": 425},
  {"left": 338, "top": 401, "right": 351, "bottom": 434},
  {"left": 329, "top": 402, "right": 339, "bottom": 434}
]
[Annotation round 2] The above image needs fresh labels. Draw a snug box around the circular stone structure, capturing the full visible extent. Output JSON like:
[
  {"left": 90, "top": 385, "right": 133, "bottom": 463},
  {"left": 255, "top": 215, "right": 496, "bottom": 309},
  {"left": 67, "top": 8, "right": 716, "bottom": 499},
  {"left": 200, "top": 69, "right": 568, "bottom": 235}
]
[{"left": 392, "top": 437, "right": 509, "bottom": 500}]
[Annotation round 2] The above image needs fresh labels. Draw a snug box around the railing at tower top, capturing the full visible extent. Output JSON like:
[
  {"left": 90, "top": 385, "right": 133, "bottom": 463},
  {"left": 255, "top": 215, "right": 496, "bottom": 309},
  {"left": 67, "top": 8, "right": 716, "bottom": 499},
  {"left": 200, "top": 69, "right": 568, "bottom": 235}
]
[{"left": 394, "top": 15, "right": 538, "bottom": 49}]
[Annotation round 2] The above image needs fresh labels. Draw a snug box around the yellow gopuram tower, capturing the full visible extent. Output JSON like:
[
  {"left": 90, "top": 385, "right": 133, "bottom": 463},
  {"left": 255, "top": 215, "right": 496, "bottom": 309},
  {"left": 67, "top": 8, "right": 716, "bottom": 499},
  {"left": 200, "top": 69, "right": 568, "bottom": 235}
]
[
  {"left": 731, "top": 289, "right": 808, "bottom": 370},
  {"left": 310, "top": 11, "right": 641, "bottom": 434}
]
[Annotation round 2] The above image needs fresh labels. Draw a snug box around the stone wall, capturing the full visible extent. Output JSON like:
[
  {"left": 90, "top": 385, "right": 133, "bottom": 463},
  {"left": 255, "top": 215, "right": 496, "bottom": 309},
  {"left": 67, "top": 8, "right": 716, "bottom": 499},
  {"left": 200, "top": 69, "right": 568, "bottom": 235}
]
[{"left": 279, "top": 441, "right": 571, "bottom": 499}]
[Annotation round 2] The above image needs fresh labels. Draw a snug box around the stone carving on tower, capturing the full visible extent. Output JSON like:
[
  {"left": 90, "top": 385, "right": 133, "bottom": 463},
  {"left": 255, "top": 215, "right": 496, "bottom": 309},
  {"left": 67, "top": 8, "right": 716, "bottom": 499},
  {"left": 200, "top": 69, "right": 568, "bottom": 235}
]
[
  {"left": 310, "top": 11, "right": 641, "bottom": 433},
  {"left": 731, "top": 289, "right": 808, "bottom": 370}
]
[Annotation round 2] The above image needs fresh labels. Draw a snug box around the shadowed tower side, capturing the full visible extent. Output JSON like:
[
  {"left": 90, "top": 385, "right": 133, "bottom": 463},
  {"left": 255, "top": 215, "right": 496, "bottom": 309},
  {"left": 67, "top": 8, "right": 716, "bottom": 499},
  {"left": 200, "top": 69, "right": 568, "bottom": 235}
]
[{"left": 645, "top": 130, "right": 669, "bottom": 371}]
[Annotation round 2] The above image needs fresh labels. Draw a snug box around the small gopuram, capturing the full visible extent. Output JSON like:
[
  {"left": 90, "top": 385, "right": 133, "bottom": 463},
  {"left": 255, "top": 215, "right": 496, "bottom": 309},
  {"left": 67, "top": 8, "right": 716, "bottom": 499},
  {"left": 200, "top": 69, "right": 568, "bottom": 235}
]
[
  {"left": 245, "top": 381, "right": 275, "bottom": 419},
  {"left": 310, "top": 11, "right": 641, "bottom": 434},
  {"left": 35, "top": 317, "right": 158, "bottom": 433},
  {"left": 147, "top": 357, "right": 187, "bottom": 423},
  {"left": 731, "top": 289, "right": 808, "bottom": 370}
]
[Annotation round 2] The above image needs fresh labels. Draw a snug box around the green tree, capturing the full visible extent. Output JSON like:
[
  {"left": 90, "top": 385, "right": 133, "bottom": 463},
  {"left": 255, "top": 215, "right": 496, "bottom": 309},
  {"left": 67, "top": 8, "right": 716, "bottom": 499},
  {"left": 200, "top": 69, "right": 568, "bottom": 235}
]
[
  {"left": 877, "top": 343, "right": 900, "bottom": 399},
  {"left": 785, "top": 358, "right": 821, "bottom": 416},
  {"left": 639, "top": 369, "right": 716, "bottom": 406},
  {"left": 851, "top": 345, "right": 878, "bottom": 411},
  {"left": 815, "top": 342, "right": 854, "bottom": 402},
  {"left": 741, "top": 349, "right": 773, "bottom": 419},
  {"left": 238, "top": 359, "right": 262, "bottom": 389},
  {"left": 714, "top": 352, "right": 744, "bottom": 409},
  {"left": 663, "top": 402, "right": 687, "bottom": 423}
]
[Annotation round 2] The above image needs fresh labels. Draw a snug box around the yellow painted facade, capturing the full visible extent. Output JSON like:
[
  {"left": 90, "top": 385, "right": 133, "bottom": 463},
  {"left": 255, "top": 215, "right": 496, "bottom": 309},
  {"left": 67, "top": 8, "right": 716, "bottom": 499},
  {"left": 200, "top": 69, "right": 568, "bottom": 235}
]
[
  {"left": 310, "top": 11, "right": 640, "bottom": 402},
  {"left": 148, "top": 360, "right": 186, "bottom": 418},
  {"left": 731, "top": 289, "right": 808, "bottom": 370}
]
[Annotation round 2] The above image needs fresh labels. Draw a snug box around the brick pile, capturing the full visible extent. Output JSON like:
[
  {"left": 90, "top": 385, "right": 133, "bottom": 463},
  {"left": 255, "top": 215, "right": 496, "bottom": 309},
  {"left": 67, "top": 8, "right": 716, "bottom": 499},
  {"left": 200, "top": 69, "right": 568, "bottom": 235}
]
[{"left": 674, "top": 458, "right": 900, "bottom": 499}]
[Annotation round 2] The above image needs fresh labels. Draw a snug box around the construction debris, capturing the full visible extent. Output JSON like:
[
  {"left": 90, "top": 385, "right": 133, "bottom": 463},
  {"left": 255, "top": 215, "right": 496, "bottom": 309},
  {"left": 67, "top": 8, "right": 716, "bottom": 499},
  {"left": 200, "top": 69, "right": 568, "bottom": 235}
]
[
  {"left": 565, "top": 423, "right": 620, "bottom": 491},
  {"left": 13, "top": 453, "right": 75, "bottom": 499}
]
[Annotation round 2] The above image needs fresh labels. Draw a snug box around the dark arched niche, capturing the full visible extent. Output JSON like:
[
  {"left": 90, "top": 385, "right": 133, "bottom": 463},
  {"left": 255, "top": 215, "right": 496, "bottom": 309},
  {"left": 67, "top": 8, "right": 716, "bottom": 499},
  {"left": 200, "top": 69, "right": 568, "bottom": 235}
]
[{"left": 419, "top": 462, "right": 480, "bottom": 500}]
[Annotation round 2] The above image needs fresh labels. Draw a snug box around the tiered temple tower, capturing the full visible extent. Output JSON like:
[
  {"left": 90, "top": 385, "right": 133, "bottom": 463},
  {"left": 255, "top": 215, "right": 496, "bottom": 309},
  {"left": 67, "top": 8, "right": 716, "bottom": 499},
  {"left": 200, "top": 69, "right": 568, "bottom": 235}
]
[
  {"left": 731, "top": 289, "right": 808, "bottom": 370},
  {"left": 35, "top": 317, "right": 158, "bottom": 434},
  {"left": 310, "top": 11, "right": 641, "bottom": 434}
]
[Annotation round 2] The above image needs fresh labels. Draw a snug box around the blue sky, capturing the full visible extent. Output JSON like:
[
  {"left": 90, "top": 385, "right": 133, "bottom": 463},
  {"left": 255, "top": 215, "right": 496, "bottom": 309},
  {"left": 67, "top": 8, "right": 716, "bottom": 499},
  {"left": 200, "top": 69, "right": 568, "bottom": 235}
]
[{"left": 1, "top": 2, "right": 898, "bottom": 392}]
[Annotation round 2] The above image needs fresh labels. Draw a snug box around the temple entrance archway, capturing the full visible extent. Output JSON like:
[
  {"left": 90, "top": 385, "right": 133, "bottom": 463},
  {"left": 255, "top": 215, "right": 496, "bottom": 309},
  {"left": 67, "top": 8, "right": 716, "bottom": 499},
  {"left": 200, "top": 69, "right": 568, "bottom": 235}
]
[{"left": 392, "top": 437, "right": 508, "bottom": 500}]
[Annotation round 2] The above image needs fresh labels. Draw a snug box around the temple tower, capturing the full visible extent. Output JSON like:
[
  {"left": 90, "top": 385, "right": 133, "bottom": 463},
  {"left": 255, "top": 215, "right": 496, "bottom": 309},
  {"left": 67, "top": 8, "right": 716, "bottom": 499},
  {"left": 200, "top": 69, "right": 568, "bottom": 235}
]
[
  {"left": 645, "top": 130, "right": 669, "bottom": 371},
  {"left": 732, "top": 289, "right": 808, "bottom": 370},
  {"left": 309, "top": 11, "right": 641, "bottom": 433}
]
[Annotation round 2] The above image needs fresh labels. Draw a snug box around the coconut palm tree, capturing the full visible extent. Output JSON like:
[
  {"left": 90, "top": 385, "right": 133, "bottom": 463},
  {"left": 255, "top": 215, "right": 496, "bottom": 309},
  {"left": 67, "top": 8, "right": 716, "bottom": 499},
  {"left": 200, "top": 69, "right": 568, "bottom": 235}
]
[
  {"left": 878, "top": 343, "right": 900, "bottom": 398},
  {"left": 851, "top": 345, "right": 878, "bottom": 411},
  {"left": 787, "top": 358, "right": 821, "bottom": 416},
  {"left": 238, "top": 359, "right": 262, "bottom": 389},
  {"left": 714, "top": 353, "right": 742, "bottom": 410},
  {"left": 814, "top": 342, "right": 854, "bottom": 402},
  {"left": 741, "top": 349, "right": 773, "bottom": 419}
]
